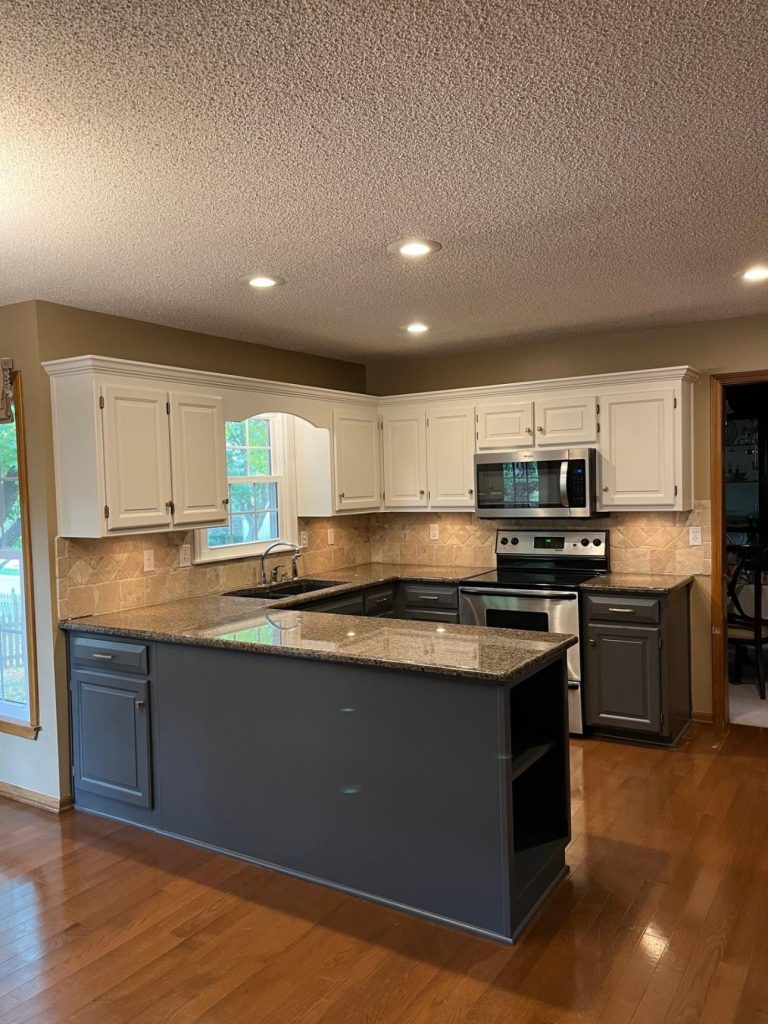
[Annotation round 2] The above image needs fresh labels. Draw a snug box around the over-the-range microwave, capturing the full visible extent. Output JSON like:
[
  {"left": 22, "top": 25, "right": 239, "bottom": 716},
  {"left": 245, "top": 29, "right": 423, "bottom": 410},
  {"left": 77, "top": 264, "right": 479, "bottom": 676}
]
[{"left": 474, "top": 447, "right": 604, "bottom": 519}]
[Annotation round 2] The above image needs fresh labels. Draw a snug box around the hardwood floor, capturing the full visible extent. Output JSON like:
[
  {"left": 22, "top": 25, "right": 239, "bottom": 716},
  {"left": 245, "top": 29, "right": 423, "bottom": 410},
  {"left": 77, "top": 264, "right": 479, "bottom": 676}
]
[{"left": 1, "top": 723, "right": 768, "bottom": 1023}]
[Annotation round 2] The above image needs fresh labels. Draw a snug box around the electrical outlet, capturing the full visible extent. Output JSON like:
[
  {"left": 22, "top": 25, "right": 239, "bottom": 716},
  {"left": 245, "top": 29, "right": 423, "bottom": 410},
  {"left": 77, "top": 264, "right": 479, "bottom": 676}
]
[
  {"left": 299, "top": 531, "right": 309, "bottom": 549},
  {"left": 429, "top": 523, "right": 439, "bottom": 541},
  {"left": 179, "top": 543, "right": 191, "bottom": 568},
  {"left": 143, "top": 549, "right": 155, "bottom": 573},
  {"left": 327, "top": 528, "right": 335, "bottom": 546},
  {"left": 688, "top": 526, "right": 703, "bottom": 547}
]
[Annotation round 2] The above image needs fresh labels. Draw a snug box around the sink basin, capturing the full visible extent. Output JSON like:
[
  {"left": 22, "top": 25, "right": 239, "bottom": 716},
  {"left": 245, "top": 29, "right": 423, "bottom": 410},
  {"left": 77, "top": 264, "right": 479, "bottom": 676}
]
[{"left": 224, "top": 580, "right": 344, "bottom": 599}]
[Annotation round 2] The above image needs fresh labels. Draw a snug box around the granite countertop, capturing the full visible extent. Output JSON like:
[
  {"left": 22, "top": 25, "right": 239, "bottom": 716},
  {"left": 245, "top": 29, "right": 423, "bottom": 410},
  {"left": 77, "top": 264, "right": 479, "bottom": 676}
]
[
  {"left": 580, "top": 572, "right": 695, "bottom": 595},
  {"left": 61, "top": 594, "right": 575, "bottom": 684}
]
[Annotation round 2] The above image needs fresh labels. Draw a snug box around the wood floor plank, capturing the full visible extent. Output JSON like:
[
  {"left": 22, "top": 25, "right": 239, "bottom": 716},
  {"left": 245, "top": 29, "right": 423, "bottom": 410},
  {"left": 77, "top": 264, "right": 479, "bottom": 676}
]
[{"left": 1, "top": 722, "right": 766, "bottom": 1024}]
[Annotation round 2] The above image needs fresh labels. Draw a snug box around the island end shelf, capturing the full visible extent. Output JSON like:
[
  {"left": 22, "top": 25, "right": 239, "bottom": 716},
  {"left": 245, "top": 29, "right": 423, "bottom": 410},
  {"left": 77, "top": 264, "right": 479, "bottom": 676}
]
[{"left": 64, "top": 613, "right": 575, "bottom": 945}]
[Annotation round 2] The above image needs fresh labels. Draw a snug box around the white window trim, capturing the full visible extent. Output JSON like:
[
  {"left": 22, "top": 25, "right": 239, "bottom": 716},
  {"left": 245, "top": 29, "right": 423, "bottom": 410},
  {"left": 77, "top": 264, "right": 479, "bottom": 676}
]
[{"left": 194, "top": 414, "right": 298, "bottom": 564}]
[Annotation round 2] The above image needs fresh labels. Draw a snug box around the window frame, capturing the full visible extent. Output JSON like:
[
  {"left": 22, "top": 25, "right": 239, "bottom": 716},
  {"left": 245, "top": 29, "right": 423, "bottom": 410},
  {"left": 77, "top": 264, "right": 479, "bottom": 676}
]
[
  {"left": 0, "top": 373, "right": 41, "bottom": 740},
  {"left": 194, "top": 413, "right": 298, "bottom": 564}
]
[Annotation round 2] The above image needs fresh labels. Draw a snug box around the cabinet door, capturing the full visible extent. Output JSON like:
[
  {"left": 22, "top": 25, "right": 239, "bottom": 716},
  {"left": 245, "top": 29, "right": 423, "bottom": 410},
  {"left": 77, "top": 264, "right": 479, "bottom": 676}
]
[
  {"left": 70, "top": 672, "right": 152, "bottom": 807},
  {"left": 599, "top": 390, "right": 676, "bottom": 507},
  {"left": 584, "top": 624, "right": 662, "bottom": 733},
  {"left": 427, "top": 405, "right": 476, "bottom": 507},
  {"left": 101, "top": 384, "right": 172, "bottom": 531},
  {"left": 476, "top": 399, "right": 534, "bottom": 449},
  {"left": 534, "top": 395, "right": 597, "bottom": 446},
  {"left": 381, "top": 406, "right": 428, "bottom": 508},
  {"left": 168, "top": 391, "right": 228, "bottom": 527},
  {"left": 332, "top": 408, "right": 381, "bottom": 511}
]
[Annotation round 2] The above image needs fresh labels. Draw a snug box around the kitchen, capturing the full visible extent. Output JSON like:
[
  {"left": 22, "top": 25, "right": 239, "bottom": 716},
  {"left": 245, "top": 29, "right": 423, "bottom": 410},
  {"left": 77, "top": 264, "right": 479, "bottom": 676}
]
[{"left": 2, "top": 1, "right": 768, "bottom": 1021}]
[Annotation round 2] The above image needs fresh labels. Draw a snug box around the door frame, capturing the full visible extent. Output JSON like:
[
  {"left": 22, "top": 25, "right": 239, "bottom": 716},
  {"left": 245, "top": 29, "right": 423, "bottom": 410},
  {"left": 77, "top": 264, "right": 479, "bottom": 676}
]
[{"left": 710, "top": 368, "right": 768, "bottom": 728}]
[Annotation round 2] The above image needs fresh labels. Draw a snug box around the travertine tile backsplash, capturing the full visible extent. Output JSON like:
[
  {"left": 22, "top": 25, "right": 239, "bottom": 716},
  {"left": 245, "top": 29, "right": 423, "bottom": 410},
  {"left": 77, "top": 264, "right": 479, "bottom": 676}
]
[{"left": 57, "top": 503, "right": 710, "bottom": 620}]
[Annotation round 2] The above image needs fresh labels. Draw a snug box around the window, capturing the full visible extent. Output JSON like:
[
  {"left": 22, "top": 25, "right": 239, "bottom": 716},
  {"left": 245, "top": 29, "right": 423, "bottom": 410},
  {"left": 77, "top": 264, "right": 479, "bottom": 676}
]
[
  {"left": 194, "top": 414, "right": 296, "bottom": 562},
  {"left": 0, "top": 373, "right": 40, "bottom": 739}
]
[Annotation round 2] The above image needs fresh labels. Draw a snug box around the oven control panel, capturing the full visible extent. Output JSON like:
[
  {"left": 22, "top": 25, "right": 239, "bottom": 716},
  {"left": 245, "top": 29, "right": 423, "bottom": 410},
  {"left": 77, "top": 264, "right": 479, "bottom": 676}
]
[{"left": 496, "top": 530, "right": 608, "bottom": 557}]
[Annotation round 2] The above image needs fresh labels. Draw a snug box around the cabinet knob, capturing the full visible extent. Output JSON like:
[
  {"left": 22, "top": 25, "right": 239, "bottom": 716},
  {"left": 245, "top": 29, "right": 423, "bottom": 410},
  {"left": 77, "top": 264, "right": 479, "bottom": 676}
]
[
  {"left": 339, "top": 492, "right": 345, "bottom": 500},
  {"left": 525, "top": 427, "right": 533, "bottom": 433},
  {"left": 603, "top": 485, "right": 609, "bottom": 492},
  {"left": 165, "top": 500, "right": 175, "bottom": 515},
  {"left": 588, "top": 639, "right": 596, "bottom": 647},
  {"left": 537, "top": 426, "right": 544, "bottom": 433},
  {"left": 419, "top": 489, "right": 425, "bottom": 496},
  {"left": 134, "top": 699, "right": 146, "bottom": 710},
  {"left": 222, "top": 497, "right": 229, "bottom": 507},
  {"left": 468, "top": 488, "right": 473, "bottom": 495}
]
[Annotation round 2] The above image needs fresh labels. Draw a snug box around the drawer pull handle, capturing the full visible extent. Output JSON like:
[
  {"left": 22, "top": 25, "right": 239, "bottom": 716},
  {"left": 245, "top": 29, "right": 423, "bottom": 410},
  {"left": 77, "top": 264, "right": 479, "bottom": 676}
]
[
  {"left": 608, "top": 607, "right": 634, "bottom": 614},
  {"left": 90, "top": 652, "right": 114, "bottom": 660},
  {"left": 418, "top": 595, "right": 440, "bottom": 601}
]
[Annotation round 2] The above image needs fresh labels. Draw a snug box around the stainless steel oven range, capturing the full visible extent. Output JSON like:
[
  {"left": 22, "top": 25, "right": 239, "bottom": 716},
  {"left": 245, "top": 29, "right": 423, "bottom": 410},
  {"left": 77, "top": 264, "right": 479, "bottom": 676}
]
[{"left": 459, "top": 529, "right": 609, "bottom": 734}]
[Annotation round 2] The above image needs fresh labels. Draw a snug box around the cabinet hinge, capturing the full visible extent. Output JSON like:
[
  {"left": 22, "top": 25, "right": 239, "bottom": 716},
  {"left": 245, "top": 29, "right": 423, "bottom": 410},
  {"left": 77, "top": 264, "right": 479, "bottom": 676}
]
[
  {"left": 476, "top": 431, "right": 479, "bottom": 440},
  {"left": 659, "top": 635, "right": 663, "bottom": 649},
  {"left": 426, "top": 417, "right": 430, "bottom": 428},
  {"left": 98, "top": 395, "right": 104, "bottom": 410},
  {"left": 382, "top": 491, "right": 385, "bottom": 500},
  {"left": 660, "top": 713, "right": 665, "bottom": 725},
  {"left": 104, "top": 504, "right": 110, "bottom": 519},
  {"left": 674, "top": 484, "right": 678, "bottom": 496},
  {"left": 596, "top": 403, "right": 600, "bottom": 414},
  {"left": 428, "top": 490, "right": 431, "bottom": 500},
  {"left": 673, "top": 397, "right": 678, "bottom": 409},
  {"left": 596, "top": 422, "right": 600, "bottom": 433},
  {"left": 166, "top": 400, "right": 171, "bottom": 415}
]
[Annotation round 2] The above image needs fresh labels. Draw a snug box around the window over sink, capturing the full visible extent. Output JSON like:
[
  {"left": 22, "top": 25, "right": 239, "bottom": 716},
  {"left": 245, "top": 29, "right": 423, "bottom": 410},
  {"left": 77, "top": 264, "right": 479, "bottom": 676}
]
[{"left": 194, "top": 413, "right": 297, "bottom": 563}]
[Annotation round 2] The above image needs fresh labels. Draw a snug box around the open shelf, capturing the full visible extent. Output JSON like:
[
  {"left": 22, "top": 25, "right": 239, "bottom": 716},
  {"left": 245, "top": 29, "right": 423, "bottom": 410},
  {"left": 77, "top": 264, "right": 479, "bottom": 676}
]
[{"left": 509, "top": 738, "right": 556, "bottom": 781}]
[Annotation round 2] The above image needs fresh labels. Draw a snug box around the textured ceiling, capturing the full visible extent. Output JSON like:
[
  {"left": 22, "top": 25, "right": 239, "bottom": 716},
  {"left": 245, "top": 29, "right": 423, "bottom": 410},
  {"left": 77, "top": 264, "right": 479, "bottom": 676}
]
[{"left": 1, "top": 0, "right": 767, "bottom": 360}]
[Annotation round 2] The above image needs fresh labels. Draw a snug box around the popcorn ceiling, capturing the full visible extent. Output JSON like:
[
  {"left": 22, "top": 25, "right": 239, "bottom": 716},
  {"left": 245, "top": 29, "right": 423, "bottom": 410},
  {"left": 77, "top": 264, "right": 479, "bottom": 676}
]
[{"left": 1, "top": 2, "right": 766, "bottom": 360}]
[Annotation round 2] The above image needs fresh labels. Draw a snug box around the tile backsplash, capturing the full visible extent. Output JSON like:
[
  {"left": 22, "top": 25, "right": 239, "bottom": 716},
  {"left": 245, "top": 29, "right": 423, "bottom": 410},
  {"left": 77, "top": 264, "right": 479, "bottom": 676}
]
[{"left": 57, "top": 502, "right": 710, "bottom": 620}]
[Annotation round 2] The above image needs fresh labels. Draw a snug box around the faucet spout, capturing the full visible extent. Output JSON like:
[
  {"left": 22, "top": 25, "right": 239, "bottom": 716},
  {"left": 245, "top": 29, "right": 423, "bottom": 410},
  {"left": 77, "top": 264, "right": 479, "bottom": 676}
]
[{"left": 259, "top": 541, "right": 302, "bottom": 585}]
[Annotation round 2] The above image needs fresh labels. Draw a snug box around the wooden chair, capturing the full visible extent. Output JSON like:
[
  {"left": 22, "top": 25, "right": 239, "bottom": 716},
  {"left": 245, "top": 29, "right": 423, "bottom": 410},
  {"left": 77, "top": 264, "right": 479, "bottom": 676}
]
[{"left": 727, "top": 543, "right": 768, "bottom": 699}]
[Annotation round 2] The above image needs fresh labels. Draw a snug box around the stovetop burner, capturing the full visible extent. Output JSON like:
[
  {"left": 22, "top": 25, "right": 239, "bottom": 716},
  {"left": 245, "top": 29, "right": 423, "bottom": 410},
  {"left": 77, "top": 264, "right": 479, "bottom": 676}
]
[{"left": 461, "top": 528, "right": 610, "bottom": 590}]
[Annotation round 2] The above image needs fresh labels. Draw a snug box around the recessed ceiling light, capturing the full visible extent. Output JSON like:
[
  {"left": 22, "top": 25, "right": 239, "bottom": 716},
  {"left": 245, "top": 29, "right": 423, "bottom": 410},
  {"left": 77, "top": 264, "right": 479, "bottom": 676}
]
[
  {"left": 388, "top": 238, "right": 442, "bottom": 258},
  {"left": 404, "top": 322, "right": 430, "bottom": 334},
  {"left": 742, "top": 264, "right": 768, "bottom": 283},
  {"left": 245, "top": 275, "right": 285, "bottom": 289}
]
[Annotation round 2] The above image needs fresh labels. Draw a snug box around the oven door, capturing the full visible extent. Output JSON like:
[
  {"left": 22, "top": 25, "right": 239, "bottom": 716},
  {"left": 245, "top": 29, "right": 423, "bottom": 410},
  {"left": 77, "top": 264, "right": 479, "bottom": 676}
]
[
  {"left": 458, "top": 587, "right": 583, "bottom": 733},
  {"left": 474, "top": 449, "right": 591, "bottom": 518}
]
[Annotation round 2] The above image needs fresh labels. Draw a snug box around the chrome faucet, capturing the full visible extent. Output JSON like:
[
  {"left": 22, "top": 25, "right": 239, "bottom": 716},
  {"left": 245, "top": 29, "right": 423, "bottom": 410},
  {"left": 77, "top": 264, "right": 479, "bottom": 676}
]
[{"left": 259, "top": 541, "right": 302, "bottom": 585}]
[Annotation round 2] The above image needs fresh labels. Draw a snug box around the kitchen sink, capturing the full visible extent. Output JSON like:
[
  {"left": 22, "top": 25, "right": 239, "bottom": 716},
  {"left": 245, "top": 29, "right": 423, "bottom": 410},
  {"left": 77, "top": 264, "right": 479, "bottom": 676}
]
[{"left": 224, "top": 579, "right": 344, "bottom": 599}]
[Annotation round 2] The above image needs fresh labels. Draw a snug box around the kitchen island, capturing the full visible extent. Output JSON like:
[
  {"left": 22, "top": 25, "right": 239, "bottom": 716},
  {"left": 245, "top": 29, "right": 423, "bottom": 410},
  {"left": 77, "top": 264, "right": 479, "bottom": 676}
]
[{"left": 63, "top": 595, "right": 576, "bottom": 944}]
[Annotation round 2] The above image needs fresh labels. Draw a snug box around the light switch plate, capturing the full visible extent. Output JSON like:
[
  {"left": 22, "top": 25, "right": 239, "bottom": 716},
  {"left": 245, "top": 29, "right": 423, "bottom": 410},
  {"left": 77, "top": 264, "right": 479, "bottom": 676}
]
[
  {"left": 179, "top": 543, "right": 191, "bottom": 568},
  {"left": 327, "top": 528, "right": 335, "bottom": 546},
  {"left": 299, "top": 531, "right": 309, "bottom": 549},
  {"left": 689, "top": 526, "right": 702, "bottom": 546},
  {"left": 143, "top": 549, "right": 155, "bottom": 573},
  {"left": 429, "top": 523, "right": 439, "bottom": 540}
]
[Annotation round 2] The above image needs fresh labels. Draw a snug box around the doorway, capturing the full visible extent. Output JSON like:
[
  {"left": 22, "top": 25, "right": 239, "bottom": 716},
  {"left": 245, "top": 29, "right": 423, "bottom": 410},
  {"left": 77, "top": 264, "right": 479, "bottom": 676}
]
[{"left": 711, "top": 370, "right": 768, "bottom": 727}]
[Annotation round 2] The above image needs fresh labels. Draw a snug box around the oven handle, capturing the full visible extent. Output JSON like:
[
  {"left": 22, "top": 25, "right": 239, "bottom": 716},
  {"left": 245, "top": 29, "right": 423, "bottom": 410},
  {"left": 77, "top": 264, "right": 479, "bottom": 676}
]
[{"left": 459, "top": 587, "right": 578, "bottom": 600}]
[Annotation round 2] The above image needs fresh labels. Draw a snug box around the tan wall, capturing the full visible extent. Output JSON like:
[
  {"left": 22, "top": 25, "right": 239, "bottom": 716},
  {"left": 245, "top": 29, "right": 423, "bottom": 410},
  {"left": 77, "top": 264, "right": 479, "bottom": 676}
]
[
  {"left": 367, "top": 312, "right": 768, "bottom": 499},
  {"left": 36, "top": 301, "right": 367, "bottom": 393},
  {"left": 0, "top": 302, "right": 68, "bottom": 799}
]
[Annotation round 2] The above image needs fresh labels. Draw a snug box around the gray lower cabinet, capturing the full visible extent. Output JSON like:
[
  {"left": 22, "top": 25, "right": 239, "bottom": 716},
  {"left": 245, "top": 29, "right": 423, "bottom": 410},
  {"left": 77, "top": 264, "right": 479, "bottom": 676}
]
[
  {"left": 583, "top": 588, "right": 691, "bottom": 745},
  {"left": 397, "top": 582, "right": 460, "bottom": 623},
  {"left": 70, "top": 670, "right": 152, "bottom": 808}
]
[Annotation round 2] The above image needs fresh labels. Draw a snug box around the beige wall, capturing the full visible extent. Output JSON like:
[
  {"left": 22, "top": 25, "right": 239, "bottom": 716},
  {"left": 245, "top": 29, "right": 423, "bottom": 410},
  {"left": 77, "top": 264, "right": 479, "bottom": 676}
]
[
  {"left": 36, "top": 301, "right": 367, "bottom": 393},
  {"left": 0, "top": 302, "right": 68, "bottom": 799},
  {"left": 367, "top": 312, "right": 768, "bottom": 499}
]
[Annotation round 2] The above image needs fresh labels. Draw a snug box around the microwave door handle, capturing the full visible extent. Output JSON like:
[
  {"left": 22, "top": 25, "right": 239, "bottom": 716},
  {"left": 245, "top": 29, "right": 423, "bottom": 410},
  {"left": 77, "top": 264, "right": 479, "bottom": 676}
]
[{"left": 559, "top": 460, "right": 569, "bottom": 508}]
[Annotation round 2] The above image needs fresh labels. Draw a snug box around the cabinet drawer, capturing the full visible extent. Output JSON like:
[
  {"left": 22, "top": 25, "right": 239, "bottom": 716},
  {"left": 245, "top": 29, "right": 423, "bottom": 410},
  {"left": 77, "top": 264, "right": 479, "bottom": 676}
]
[
  {"left": 305, "top": 593, "right": 365, "bottom": 616},
  {"left": 364, "top": 585, "right": 396, "bottom": 615},
  {"left": 402, "top": 609, "right": 460, "bottom": 624},
  {"left": 71, "top": 636, "right": 149, "bottom": 675},
  {"left": 401, "top": 583, "right": 458, "bottom": 611},
  {"left": 584, "top": 594, "right": 660, "bottom": 625}
]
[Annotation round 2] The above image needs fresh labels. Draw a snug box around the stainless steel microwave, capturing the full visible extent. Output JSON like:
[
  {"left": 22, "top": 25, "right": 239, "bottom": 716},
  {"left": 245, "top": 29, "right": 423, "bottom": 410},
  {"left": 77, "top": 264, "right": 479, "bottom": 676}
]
[{"left": 474, "top": 448, "right": 602, "bottom": 518}]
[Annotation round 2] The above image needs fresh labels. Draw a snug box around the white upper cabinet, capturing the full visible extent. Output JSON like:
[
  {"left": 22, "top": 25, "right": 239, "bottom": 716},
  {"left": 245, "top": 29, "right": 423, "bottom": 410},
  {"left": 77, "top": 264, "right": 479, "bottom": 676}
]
[
  {"left": 168, "top": 392, "right": 228, "bottom": 527},
  {"left": 533, "top": 395, "right": 598, "bottom": 447},
  {"left": 598, "top": 390, "right": 677, "bottom": 508},
  {"left": 101, "top": 384, "right": 173, "bottom": 531},
  {"left": 427, "top": 404, "right": 476, "bottom": 508},
  {"left": 476, "top": 399, "right": 534, "bottom": 449},
  {"left": 332, "top": 407, "right": 381, "bottom": 511},
  {"left": 382, "top": 406, "right": 428, "bottom": 508}
]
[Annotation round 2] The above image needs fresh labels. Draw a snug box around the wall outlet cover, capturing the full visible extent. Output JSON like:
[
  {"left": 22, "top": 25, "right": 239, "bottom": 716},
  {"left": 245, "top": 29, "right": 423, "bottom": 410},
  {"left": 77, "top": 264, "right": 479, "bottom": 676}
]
[
  {"left": 429, "top": 523, "right": 439, "bottom": 540},
  {"left": 299, "top": 531, "right": 309, "bottom": 549},
  {"left": 179, "top": 543, "right": 192, "bottom": 568},
  {"left": 143, "top": 549, "right": 155, "bottom": 573},
  {"left": 327, "top": 528, "right": 335, "bottom": 546},
  {"left": 688, "top": 526, "right": 703, "bottom": 546}
]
